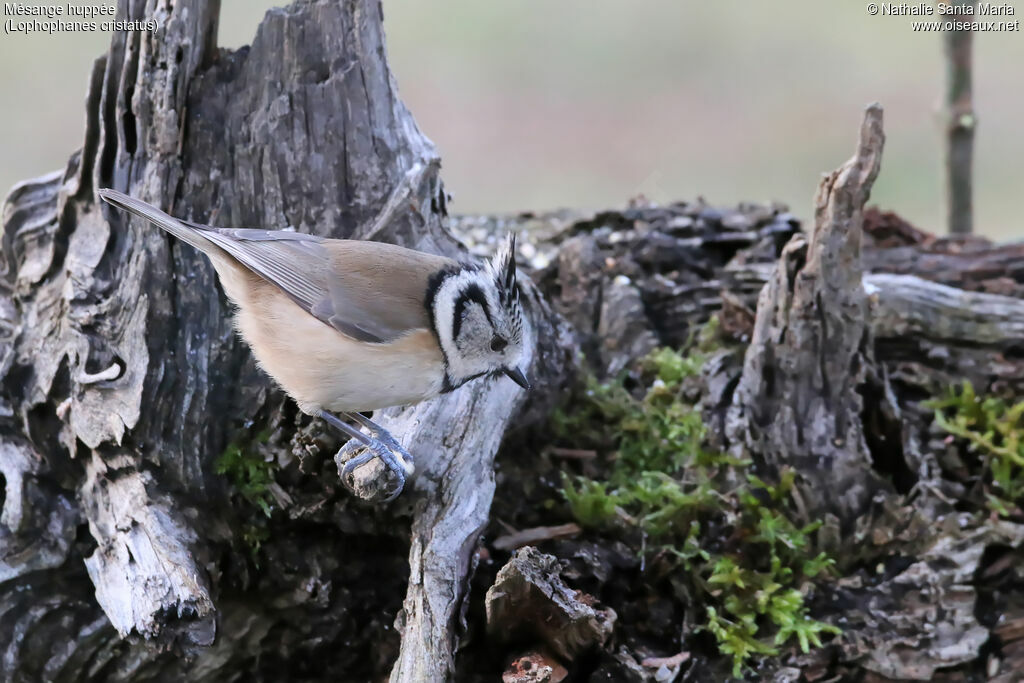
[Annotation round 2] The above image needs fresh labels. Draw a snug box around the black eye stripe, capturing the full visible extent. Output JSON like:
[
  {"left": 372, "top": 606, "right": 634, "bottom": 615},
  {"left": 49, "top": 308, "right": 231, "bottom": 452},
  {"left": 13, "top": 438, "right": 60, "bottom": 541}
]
[{"left": 451, "top": 283, "right": 493, "bottom": 339}]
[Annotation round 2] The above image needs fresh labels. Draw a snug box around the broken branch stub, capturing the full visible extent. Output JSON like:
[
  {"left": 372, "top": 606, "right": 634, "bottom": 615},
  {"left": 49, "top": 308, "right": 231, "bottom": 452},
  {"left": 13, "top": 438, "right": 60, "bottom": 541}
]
[
  {"left": 485, "top": 546, "right": 616, "bottom": 663},
  {"left": 726, "top": 104, "right": 889, "bottom": 523}
]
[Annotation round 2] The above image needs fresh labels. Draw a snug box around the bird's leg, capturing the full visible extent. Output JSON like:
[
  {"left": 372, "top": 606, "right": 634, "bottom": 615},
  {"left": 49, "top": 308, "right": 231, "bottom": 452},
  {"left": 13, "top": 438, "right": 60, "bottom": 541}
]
[
  {"left": 316, "top": 410, "right": 407, "bottom": 502},
  {"left": 347, "top": 411, "right": 414, "bottom": 475}
]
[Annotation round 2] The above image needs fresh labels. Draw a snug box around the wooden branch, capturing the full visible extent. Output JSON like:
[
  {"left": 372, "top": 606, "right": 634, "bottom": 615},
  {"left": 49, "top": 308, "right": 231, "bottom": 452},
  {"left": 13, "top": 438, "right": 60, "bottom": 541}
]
[
  {"left": 387, "top": 282, "right": 572, "bottom": 682},
  {"left": 720, "top": 266, "right": 1024, "bottom": 351},
  {"left": 867, "top": 272, "right": 1024, "bottom": 345},
  {"left": 942, "top": 0, "right": 978, "bottom": 236},
  {"left": 726, "top": 104, "right": 887, "bottom": 523}
]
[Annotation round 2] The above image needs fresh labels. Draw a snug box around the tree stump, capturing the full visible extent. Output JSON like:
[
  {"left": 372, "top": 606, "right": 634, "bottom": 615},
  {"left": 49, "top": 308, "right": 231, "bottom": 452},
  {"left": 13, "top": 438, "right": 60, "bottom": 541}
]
[
  {"left": 1, "top": 1, "right": 569, "bottom": 681},
  {"left": 3, "top": 2, "right": 1024, "bottom": 682}
]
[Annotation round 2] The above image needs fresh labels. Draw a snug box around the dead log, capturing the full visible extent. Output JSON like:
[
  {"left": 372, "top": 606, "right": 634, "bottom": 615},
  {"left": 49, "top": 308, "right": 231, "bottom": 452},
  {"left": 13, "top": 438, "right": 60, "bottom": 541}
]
[
  {"left": 3, "top": 3, "right": 1024, "bottom": 681},
  {"left": 1, "top": 1, "right": 569, "bottom": 681}
]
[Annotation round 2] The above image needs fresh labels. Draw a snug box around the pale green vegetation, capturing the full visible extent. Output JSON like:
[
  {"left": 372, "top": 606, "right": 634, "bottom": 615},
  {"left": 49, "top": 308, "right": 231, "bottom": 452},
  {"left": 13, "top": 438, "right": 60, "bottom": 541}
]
[
  {"left": 554, "top": 329, "right": 839, "bottom": 677},
  {"left": 215, "top": 429, "right": 276, "bottom": 561},
  {"left": 929, "top": 381, "right": 1024, "bottom": 517}
]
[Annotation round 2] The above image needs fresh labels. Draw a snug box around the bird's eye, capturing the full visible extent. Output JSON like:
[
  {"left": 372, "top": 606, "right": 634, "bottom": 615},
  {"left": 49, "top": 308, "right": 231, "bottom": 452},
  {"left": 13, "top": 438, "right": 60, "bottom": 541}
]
[{"left": 490, "top": 336, "right": 508, "bottom": 352}]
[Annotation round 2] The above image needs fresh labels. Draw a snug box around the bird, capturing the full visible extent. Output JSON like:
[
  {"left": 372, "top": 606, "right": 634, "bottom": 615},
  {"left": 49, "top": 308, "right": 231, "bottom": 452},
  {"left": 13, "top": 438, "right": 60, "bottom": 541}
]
[{"left": 97, "top": 189, "right": 529, "bottom": 501}]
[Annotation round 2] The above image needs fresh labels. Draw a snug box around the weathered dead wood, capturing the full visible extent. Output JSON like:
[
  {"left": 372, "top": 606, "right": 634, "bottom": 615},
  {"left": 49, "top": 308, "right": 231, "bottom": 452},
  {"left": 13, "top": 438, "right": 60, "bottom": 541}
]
[
  {"left": 725, "top": 104, "right": 888, "bottom": 523},
  {"left": 1, "top": 1, "right": 570, "bottom": 681},
  {"left": 2, "top": 0, "right": 225, "bottom": 661},
  {"left": 2, "top": 3, "right": 1023, "bottom": 679},
  {"left": 718, "top": 263, "right": 1024, "bottom": 355},
  {"left": 867, "top": 272, "right": 1024, "bottom": 346},
  {"left": 838, "top": 513, "right": 1023, "bottom": 679},
  {"left": 485, "top": 547, "right": 615, "bottom": 662}
]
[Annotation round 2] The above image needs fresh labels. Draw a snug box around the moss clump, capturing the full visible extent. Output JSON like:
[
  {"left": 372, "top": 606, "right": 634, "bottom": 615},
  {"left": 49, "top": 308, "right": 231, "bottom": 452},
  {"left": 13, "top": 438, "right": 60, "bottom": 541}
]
[
  {"left": 928, "top": 380, "right": 1024, "bottom": 517},
  {"left": 241, "top": 523, "right": 271, "bottom": 564},
  {"left": 555, "top": 337, "right": 838, "bottom": 677},
  {"left": 215, "top": 429, "right": 276, "bottom": 518}
]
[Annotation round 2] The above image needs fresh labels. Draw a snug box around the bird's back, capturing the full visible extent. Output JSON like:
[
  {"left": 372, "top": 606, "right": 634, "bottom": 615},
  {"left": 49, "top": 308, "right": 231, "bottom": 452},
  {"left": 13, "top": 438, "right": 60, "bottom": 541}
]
[{"left": 321, "top": 240, "right": 455, "bottom": 336}]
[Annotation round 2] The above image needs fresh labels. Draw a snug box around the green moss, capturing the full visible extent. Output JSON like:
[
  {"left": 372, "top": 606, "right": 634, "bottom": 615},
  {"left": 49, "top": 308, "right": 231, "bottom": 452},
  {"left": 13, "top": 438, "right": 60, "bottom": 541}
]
[
  {"left": 242, "top": 523, "right": 271, "bottom": 565},
  {"left": 555, "top": 335, "right": 838, "bottom": 677},
  {"left": 562, "top": 477, "right": 619, "bottom": 528},
  {"left": 928, "top": 380, "right": 1024, "bottom": 516},
  {"left": 215, "top": 429, "right": 277, "bottom": 518}
]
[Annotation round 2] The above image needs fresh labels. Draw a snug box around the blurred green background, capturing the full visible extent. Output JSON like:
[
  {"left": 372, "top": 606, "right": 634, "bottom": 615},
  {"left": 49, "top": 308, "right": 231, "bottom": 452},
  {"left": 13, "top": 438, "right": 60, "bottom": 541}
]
[{"left": 2, "top": 1, "right": 1022, "bottom": 238}]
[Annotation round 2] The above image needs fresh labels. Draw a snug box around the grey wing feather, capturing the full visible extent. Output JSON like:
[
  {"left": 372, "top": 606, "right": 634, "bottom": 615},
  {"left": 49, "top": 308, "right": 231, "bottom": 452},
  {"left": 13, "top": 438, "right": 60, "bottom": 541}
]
[
  {"left": 98, "top": 189, "right": 410, "bottom": 343},
  {"left": 192, "top": 226, "right": 399, "bottom": 344},
  {"left": 190, "top": 226, "right": 327, "bottom": 315}
]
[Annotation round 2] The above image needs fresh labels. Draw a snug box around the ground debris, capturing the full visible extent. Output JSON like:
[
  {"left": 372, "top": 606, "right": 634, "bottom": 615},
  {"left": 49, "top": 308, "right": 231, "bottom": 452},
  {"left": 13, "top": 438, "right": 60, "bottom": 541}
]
[
  {"left": 836, "top": 512, "right": 1024, "bottom": 679},
  {"left": 485, "top": 546, "right": 616, "bottom": 661},
  {"left": 501, "top": 649, "right": 569, "bottom": 683},
  {"left": 492, "top": 523, "right": 583, "bottom": 552},
  {"left": 587, "top": 646, "right": 659, "bottom": 682}
]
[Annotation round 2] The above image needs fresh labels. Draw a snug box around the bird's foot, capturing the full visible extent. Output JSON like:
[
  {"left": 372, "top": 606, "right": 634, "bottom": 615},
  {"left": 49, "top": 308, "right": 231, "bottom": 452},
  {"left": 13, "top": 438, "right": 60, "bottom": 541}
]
[
  {"left": 319, "top": 409, "right": 413, "bottom": 502},
  {"left": 337, "top": 438, "right": 407, "bottom": 503},
  {"left": 348, "top": 412, "right": 414, "bottom": 476}
]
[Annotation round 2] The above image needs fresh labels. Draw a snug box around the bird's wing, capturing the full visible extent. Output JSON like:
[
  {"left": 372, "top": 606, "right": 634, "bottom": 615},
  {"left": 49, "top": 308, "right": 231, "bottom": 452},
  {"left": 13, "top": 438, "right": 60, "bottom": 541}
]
[
  {"left": 98, "top": 189, "right": 453, "bottom": 343},
  {"left": 195, "top": 224, "right": 451, "bottom": 343}
]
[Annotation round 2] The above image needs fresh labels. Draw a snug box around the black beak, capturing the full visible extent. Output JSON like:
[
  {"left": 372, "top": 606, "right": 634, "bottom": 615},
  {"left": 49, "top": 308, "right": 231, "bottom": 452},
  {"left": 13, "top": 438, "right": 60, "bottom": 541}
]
[{"left": 503, "top": 366, "right": 531, "bottom": 390}]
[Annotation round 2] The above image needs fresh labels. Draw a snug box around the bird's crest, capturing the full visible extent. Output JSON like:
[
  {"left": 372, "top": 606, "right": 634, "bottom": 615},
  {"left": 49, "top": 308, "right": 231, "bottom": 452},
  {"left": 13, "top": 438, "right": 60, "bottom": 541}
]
[{"left": 488, "top": 233, "right": 520, "bottom": 310}]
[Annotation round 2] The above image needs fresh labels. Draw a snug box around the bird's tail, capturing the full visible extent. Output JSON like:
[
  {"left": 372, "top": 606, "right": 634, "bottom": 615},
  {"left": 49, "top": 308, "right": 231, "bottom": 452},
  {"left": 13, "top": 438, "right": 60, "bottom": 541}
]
[{"left": 98, "top": 189, "right": 217, "bottom": 256}]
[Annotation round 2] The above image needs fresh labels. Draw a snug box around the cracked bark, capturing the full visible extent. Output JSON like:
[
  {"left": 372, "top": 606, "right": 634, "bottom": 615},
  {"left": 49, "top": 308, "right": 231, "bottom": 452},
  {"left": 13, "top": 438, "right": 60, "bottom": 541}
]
[
  {"left": 1, "top": 1, "right": 570, "bottom": 681},
  {"left": 3, "top": 3, "right": 1024, "bottom": 682}
]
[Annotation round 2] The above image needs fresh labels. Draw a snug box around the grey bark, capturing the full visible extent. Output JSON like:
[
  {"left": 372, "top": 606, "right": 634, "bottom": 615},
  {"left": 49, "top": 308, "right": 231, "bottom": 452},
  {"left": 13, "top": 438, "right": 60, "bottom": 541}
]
[
  {"left": 3, "top": 2, "right": 1024, "bottom": 681},
  {"left": 726, "top": 104, "right": 887, "bottom": 524},
  {"left": 942, "top": 0, "right": 978, "bottom": 236},
  {"left": 1, "top": 1, "right": 570, "bottom": 681},
  {"left": 484, "top": 546, "right": 615, "bottom": 661}
]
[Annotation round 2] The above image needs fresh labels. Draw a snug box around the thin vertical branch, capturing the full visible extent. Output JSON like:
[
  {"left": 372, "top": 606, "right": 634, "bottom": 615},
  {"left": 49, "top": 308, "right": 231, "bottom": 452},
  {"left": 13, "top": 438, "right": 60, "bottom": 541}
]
[{"left": 941, "top": 0, "right": 978, "bottom": 236}]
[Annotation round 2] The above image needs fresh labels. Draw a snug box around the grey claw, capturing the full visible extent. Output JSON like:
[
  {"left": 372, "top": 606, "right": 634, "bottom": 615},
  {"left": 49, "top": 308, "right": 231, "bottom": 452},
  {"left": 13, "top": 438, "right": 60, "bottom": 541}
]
[
  {"left": 339, "top": 442, "right": 407, "bottom": 502},
  {"left": 349, "top": 413, "right": 414, "bottom": 475},
  {"left": 324, "top": 410, "right": 413, "bottom": 502}
]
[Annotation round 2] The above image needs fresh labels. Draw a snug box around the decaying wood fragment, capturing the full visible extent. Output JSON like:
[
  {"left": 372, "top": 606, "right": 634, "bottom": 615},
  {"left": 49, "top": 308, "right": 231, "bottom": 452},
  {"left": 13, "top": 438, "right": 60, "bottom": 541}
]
[
  {"left": 486, "top": 546, "right": 616, "bottom": 661},
  {"left": 502, "top": 650, "right": 569, "bottom": 683},
  {"left": 839, "top": 511, "right": 1024, "bottom": 679}
]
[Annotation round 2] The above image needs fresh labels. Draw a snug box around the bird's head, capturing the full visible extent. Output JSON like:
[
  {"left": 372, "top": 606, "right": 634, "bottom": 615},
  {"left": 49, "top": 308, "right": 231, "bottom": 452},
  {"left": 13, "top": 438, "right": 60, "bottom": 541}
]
[{"left": 429, "top": 234, "right": 529, "bottom": 392}]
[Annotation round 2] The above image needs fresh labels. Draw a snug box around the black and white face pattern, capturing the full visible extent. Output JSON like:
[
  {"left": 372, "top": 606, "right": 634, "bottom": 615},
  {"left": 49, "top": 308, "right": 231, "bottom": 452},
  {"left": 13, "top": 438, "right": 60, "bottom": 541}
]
[{"left": 429, "top": 234, "right": 528, "bottom": 392}]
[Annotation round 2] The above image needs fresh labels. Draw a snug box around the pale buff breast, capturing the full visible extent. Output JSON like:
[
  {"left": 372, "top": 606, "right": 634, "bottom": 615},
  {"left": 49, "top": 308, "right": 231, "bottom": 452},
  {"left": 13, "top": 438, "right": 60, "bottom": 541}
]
[{"left": 216, "top": 263, "right": 446, "bottom": 413}]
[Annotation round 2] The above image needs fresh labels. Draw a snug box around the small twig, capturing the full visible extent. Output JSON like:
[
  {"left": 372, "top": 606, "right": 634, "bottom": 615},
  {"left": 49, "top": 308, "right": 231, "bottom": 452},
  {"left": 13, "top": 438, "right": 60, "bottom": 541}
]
[
  {"left": 641, "top": 651, "right": 691, "bottom": 668},
  {"left": 548, "top": 447, "right": 598, "bottom": 460},
  {"left": 492, "top": 523, "right": 583, "bottom": 551}
]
